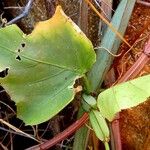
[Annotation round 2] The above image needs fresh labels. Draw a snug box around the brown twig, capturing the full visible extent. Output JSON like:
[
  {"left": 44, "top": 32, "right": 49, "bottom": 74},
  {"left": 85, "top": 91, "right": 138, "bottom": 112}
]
[{"left": 84, "top": 0, "right": 131, "bottom": 48}]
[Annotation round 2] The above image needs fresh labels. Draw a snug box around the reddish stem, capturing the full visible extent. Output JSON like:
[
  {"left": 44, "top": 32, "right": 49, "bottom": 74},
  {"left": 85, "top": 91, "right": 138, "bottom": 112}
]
[
  {"left": 26, "top": 113, "right": 89, "bottom": 150},
  {"left": 137, "top": 0, "right": 150, "bottom": 7},
  {"left": 118, "top": 38, "right": 150, "bottom": 83},
  {"left": 111, "top": 38, "right": 150, "bottom": 150},
  {"left": 111, "top": 114, "right": 122, "bottom": 150}
]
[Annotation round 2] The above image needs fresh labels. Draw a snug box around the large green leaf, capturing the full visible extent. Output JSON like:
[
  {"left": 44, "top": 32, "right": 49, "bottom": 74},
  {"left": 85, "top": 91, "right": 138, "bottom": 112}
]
[
  {"left": 97, "top": 75, "right": 150, "bottom": 121},
  {"left": 0, "top": 6, "right": 96, "bottom": 125}
]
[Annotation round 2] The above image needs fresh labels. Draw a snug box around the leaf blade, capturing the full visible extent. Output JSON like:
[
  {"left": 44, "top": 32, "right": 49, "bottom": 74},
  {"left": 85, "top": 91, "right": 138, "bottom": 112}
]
[
  {"left": 89, "top": 110, "right": 110, "bottom": 141},
  {"left": 0, "top": 6, "right": 96, "bottom": 125},
  {"left": 97, "top": 75, "right": 150, "bottom": 121}
]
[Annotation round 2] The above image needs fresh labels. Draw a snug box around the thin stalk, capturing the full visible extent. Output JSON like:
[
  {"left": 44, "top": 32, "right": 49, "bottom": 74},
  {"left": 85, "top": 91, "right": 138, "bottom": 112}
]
[
  {"left": 117, "top": 38, "right": 150, "bottom": 83},
  {"left": 83, "top": 75, "right": 91, "bottom": 94},
  {"left": 104, "top": 142, "right": 110, "bottom": 150},
  {"left": 111, "top": 114, "right": 122, "bottom": 150},
  {"left": 25, "top": 113, "right": 89, "bottom": 150},
  {"left": 137, "top": 0, "right": 150, "bottom": 7},
  {"left": 84, "top": 0, "right": 131, "bottom": 48}
]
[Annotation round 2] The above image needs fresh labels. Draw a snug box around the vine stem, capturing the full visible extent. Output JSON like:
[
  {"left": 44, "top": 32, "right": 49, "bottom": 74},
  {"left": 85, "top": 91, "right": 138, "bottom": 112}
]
[
  {"left": 137, "top": 0, "right": 150, "bottom": 7},
  {"left": 26, "top": 113, "right": 89, "bottom": 150},
  {"left": 104, "top": 142, "right": 110, "bottom": 150},
  {"left": 118, "top": 38, "right": 150, "bottom": 83},
  {"left": 111, "top": 38, "right": 150, "bottom": 150}
]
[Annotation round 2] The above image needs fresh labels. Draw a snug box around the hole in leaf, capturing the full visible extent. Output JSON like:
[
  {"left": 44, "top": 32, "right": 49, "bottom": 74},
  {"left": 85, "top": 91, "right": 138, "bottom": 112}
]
[
  {"left": 16, "top": 55, "right": 21, "bottom": 61},
  {"left": 18, "top": 49, "right": 21, "bottom": 52},
  {"left": 0, "top": 68, "right": 9, "bottom": 78},
  {"left": 21, "top": 43, "right": 26, "bottom": 48}
]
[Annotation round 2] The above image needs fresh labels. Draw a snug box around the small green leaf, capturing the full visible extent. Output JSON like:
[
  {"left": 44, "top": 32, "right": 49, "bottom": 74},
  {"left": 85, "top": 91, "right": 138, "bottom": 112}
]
[
  {"left": 82, "top": 94, "right": 97, "bottom": 110},
  {"left": 0, "top": 6, "right": 96, "bottom": 125},
  {"left": 89, "top": 110, "right": 109, "bottom": 142},
  {"left": 97, "top": 75, "right": 150, "bottom": 121}
]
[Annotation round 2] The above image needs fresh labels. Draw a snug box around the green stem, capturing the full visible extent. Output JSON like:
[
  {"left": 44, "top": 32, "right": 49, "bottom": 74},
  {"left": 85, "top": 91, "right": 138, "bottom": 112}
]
[
  {"left": 104, "top": 142, "right": 110, "bottom": 150},
  {"left": 83, "top": 75, "right": 91, "bottom": 94}
]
